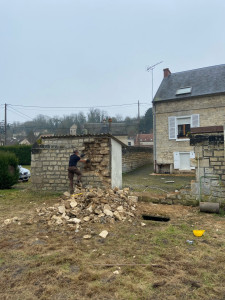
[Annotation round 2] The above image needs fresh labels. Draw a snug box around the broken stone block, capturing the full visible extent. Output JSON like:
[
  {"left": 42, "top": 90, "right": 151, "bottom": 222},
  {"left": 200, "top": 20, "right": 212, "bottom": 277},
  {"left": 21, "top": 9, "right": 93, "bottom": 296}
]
[
  {"left": 83, "top": 235, "right": 92, "bottom": 239},
  {"left": 83, "top": 216, "right": 91, "bottom": 222},
  {"left": 67, "top": 218, "right": 81, "bottom": 224},
  {"left": 117, "top": 206, "right": 124, "bottom": 212},
  {"left": 51, "top": 215, "right": 64, "bottom": 225},
  {"left": 98, "top": 213, "right": 105, "bottom": 218},
  {"left": 99, "top": 230, "right": 108, "bottom": 238},
  {"left": 103, "top": 209, "right": 113, "bottom": 217},
  {"left": 65, "top": 201, "right": 71, "bottom": 209},
  {"left": 104, "top": 204, "right": 111, "bottom": 211},
  {"left": 63, "top": 191, "right": 70, "bottom": 197},
  {"left": 86, "top": 205, "right": 93, "bottom": 213},
  {"left": 128, "top": 196, "right": 138, "bottom": 203},
  {"left": 70, "top": 200, "right": 78, "bottom": 208},
  {"left": 58, "top": 205, "right": 66, "bottom": 214},
  {"left": 4, "top": 219, "right": 12, "bottom": 225},
  {"left": 114, "top": 211, "right": 122, "bottom": 221},
  {"left": 94, "top": 208, "right": 102, "bottom": 215}
]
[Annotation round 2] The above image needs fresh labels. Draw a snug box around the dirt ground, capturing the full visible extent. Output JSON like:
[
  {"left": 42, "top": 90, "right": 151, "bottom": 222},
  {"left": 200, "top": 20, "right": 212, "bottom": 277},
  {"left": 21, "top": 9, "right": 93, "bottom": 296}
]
[{"left": 0, "top": 165, "right": 225, "bottom": 300}]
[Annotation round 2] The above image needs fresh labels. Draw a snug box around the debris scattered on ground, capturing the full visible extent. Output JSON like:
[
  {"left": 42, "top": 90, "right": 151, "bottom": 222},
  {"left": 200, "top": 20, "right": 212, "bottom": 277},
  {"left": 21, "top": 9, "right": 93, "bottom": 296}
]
[
  {"left": 186, "top": 240, "right": 194, "bottom": 245},
  {"left": 99, "top": 230, "right": 108, "bottom": 238},
  {"left": 12, "top": 187, "right": 138, "bottom": 231},
  {"left": 3, "top": 217, "right": 20, "bottom": 225}
]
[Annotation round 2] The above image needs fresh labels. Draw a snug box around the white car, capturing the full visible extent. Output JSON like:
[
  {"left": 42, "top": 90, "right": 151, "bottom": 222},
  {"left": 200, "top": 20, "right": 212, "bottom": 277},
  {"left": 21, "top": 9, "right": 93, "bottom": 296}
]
[{"left": 18, "top": 165, "right": 31, "bottom": 181}]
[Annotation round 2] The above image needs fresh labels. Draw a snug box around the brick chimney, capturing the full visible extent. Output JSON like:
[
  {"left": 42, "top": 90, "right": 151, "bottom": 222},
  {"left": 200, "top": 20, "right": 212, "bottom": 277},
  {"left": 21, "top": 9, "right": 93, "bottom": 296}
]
[{"left": 163, "top": 68, "right": 171, "bottom": 78}]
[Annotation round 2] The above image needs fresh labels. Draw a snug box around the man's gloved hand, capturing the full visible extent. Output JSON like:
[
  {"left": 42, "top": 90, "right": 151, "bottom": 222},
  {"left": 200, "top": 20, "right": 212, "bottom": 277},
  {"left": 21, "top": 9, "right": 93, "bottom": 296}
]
[
  {"left": 80, "top": 154, "right": 85, "bottom": 158},
  {"left": 86, "top": 159, "right": 91, "bottom": 163}
]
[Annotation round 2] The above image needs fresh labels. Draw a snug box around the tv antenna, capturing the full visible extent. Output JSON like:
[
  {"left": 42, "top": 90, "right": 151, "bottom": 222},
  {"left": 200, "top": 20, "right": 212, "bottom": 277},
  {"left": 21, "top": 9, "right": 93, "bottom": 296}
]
[{"left": 146, "top": 61, "right": 163, "bottom": 101}]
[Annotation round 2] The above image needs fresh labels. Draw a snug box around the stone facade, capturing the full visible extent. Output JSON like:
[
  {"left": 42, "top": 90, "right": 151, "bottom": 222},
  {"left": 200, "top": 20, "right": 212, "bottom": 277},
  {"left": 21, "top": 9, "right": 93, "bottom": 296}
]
[
  {"left": 154, "top": 94, "right": 225, "bottom": 173},
  {"left": 31, "top": 135, "right": 122, "bottom": 192},
  {"left": 122, "top": 147, "right": 153, "bottom": 173},
  {"left": 189, "top": 128, "right": 225, "bottom": 208}
]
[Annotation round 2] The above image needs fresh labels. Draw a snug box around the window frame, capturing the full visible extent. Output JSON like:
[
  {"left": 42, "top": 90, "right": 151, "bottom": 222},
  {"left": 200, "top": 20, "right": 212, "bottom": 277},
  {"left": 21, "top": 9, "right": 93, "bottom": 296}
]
[{"left": 168, "top": 114, "right": 199, "bottom": 141}]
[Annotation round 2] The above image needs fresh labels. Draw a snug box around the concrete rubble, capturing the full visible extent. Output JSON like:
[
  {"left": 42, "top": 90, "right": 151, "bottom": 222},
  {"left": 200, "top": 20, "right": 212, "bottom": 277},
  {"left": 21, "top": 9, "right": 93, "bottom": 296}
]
[{"left": 33, "top": 186, "right": 138, "bottom": 230}]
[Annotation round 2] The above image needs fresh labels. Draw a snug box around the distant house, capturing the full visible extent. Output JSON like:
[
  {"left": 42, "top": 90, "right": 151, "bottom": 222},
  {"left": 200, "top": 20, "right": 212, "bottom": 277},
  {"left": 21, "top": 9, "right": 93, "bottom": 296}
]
[
  {"left": 70, "top": 124, "right": 77, "bottom": 135},
  {"left": 153, "top": 64, "right": 225, "bottom": 173},
  {"left": 135, "top": 134, "right": 153, "bottom": 147},
  {"left": 19, "top": 138, "right": 31, "bottom": 145}
]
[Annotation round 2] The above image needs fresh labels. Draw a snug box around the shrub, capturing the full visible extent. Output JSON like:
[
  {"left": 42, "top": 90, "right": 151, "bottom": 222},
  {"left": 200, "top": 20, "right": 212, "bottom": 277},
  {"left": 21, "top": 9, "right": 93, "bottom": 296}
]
[
  {"left": 0, "top": 145, "right": 32, "bottom": 165},
  {"left": 0, "top": 152, "right": 19, "bottom": 189}
]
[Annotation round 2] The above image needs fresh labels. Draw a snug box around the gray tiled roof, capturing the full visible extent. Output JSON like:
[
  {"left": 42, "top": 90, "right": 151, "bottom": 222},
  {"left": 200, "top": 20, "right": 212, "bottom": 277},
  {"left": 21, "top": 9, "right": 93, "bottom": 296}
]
[{"left": 154, "top": 64, "right": 225, "bottom": 102}]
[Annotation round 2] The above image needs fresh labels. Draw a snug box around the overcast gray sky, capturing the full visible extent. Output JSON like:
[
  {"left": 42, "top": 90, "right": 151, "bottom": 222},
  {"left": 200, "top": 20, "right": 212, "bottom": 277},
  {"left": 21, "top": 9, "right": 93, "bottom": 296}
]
[{"left": 0, "top": 0, "right": 225, "bottom": 123}]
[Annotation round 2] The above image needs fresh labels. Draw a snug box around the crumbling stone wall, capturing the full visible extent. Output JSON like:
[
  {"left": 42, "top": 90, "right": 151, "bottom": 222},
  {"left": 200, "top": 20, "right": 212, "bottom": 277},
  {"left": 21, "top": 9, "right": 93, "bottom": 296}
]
[
  {"left": 122, "top": 147, "right": 153, "bottom": 173},
  {"left": 31, "top": 136, "right": 112, "bottom": 191}
]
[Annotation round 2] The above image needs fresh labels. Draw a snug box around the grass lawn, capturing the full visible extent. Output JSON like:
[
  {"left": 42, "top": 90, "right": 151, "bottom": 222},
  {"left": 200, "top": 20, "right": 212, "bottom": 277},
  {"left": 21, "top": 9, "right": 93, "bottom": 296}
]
[
  {"left": 123, "top": 163, "right": 195, "bottom": 195},
  {"left": 0, "top": 167, "right": 224, "bottom": 299}
]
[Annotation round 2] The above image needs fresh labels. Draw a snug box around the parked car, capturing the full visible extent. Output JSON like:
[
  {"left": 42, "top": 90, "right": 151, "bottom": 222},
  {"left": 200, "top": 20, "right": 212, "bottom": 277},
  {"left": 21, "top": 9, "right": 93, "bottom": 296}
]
[{"left": 18, "top": 165, "right": 31, "bottom": 182}]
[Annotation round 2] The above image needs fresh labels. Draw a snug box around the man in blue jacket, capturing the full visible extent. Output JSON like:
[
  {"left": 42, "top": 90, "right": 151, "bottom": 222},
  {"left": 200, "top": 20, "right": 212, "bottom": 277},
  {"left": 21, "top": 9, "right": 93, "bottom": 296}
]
[{"left": 68, "top": 150, "right": 86, "bottom": 194}]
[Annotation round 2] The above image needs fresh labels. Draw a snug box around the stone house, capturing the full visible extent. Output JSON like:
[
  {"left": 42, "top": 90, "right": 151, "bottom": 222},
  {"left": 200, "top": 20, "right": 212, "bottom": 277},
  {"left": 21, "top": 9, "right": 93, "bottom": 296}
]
[
  {"left": 153, "top": 64, "right": 225, "bottom": 173},
  {"left": 134, "top": 134, "right": 153, "bottom": 147},
  {"left": 31, "top": 134, "right": 123, "bottom": 192},
  {"left": 70, "top": 124, "right": 77, "bottom": 135}
]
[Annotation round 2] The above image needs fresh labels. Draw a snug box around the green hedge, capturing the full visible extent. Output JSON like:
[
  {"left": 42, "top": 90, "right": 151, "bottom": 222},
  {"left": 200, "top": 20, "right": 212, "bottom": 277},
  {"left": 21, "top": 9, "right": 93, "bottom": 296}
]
[
  {"left": 0, "top": 152, "right": 19, "bottom": 189},
  {"left": 0, "top": 145, "right": 32, "bottom": 165}
]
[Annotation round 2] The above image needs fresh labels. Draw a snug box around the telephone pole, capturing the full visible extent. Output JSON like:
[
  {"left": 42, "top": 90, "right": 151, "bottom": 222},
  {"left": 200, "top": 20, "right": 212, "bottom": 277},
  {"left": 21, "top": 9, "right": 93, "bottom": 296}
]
[
  {"left": 4, "top": 103, "right": 7, "bottom": 145},
  {"left": 138, "top": 100, "right": 140, "bottom": 121}
]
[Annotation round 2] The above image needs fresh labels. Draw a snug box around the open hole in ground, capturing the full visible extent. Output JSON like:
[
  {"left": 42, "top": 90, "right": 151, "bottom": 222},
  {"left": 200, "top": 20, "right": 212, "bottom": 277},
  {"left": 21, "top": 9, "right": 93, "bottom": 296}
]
[{"left": 142, "top": 215, "right": 170, "bottom": 222}]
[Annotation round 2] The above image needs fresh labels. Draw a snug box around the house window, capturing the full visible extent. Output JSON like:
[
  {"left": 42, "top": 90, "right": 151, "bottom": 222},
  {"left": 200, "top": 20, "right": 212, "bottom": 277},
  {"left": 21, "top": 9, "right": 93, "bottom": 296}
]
[
  {"left": 177, "top": 116, "right": 191, "bottom": 139},
  {"left": 168, "top": 114, "right": 199, "bottom": 140},
  {"left": 176, "top": 87, "right": 192, "bottom": 95},
  {"left": 128, "top": 142, "right": 131, "bottom": 146}
]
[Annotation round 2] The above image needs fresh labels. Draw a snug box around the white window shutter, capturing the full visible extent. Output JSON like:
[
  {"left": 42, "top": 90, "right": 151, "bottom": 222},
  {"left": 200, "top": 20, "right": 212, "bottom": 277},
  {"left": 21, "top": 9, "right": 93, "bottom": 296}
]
[
  {"left": 168, "top": 116, "right": 176, "bottom": 139},
  {"left": 191, "top": 114, "right": 199, "bottom": 128},
  {"left": 174, "top": 152, "right": 180, "bottom": 169}
]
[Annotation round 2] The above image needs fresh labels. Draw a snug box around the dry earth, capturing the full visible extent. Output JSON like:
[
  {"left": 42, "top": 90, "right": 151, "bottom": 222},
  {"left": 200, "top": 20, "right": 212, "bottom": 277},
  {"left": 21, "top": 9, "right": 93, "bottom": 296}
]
[{"left": 0, "top": 165, "right": 225, "bottom": 300}]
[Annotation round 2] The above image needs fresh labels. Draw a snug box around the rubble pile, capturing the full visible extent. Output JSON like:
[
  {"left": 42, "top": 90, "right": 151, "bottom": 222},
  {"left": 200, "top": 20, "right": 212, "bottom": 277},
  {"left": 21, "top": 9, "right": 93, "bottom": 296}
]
[{"left": 36, "top": 187, "right": 138, "bottom": 229}]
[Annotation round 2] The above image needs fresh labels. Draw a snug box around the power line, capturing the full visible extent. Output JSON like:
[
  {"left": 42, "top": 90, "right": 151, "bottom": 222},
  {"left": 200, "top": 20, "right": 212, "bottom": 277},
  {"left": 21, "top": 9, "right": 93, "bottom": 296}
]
[
  {"left": 8, "top": 106, "right": 34, "bottom": 120},
  {"left": 8, "top": 102, "right": 150, "bottom": 109}
]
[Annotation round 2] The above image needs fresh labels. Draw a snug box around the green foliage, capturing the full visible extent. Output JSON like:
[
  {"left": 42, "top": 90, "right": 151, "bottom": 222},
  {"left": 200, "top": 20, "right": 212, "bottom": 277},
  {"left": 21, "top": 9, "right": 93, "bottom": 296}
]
[
  {"left": 0, "top": 152, "right": 19, "bottom": 189},
  {"left": 139, "top": 107, "right": 153, "bottom": 133},
  {"left": 0, "top": 145, "right": 32, "bottom": 165}
]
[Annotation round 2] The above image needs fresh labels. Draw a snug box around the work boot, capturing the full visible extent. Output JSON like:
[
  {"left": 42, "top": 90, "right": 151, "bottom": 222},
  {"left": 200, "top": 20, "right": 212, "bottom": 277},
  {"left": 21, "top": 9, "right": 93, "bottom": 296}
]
[
  {"left": 70, "top": 189, "right": 74, "bottom": 195},
  {"left": 75, "top": 181, "right": 82, "bottom": 187}
]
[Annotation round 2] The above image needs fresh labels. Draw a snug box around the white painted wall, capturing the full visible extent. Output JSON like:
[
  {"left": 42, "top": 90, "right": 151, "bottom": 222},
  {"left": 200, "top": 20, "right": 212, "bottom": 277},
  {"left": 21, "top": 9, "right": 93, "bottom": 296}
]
[{"left": 111, "top": 138, "right": 122, "bottom": 189}]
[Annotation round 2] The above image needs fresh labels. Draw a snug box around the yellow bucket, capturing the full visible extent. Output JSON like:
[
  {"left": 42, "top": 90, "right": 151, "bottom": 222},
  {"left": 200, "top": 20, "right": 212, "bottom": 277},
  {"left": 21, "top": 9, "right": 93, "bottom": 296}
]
[{"left": 193, "top": 230, "right": 205, "bottom": 237}]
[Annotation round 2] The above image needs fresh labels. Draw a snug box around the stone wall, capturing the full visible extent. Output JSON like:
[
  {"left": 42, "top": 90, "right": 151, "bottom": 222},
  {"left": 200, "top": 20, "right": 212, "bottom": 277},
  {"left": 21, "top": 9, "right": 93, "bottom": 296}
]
[
  {"left": 154, "top": 94, "right": 225, "bottom": 171},
  {"left": 31, "top": 136, "right": 112, "bottom": 191},
  {"left": 189, "top": 130, "right": 225, "bottom": 207},
  {"left": 122, "top": 146, "right": 153, "bottom": 173}
]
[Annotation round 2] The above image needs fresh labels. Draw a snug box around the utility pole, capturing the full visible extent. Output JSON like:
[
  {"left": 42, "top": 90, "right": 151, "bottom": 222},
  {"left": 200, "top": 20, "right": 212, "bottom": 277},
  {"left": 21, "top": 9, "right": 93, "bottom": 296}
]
[
  {"left": 4, "top": 103, "right": 7, "bottom": 146},
  {"left": 138, "top": 100, "right": 140, "bottom": 121},
  {"left": 146, "top": 61, "right": 163, "bottom": 101},
  {"left": 138, "top": 100, "right": 140, "bottom": 146}
]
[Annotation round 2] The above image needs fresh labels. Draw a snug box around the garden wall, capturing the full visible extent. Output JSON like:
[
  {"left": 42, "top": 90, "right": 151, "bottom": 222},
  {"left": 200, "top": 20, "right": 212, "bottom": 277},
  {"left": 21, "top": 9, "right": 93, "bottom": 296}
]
[{"left": 122, "top": 146, "right": 153, "bottom": 173}]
